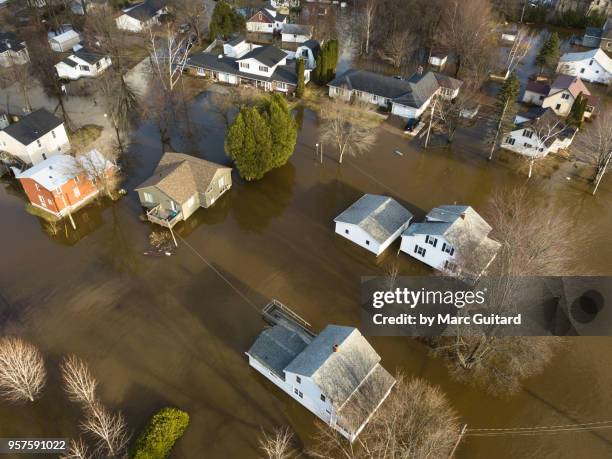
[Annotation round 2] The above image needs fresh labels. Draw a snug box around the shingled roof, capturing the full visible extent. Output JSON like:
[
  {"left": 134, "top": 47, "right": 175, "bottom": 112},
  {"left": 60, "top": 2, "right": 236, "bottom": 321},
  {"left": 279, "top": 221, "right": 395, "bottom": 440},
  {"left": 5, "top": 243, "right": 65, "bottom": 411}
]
[
  {"left": 334, "top": 194, "right": 413, "bottom": 245},
  {"left": 2, "top": 109, "right": 63, "bottom": 146},
  {"left": 135, "top": 152, "right": 231, "bottom": 204},
  {"left": 238, "top": 45, "right": 287, "bottom": 67}
]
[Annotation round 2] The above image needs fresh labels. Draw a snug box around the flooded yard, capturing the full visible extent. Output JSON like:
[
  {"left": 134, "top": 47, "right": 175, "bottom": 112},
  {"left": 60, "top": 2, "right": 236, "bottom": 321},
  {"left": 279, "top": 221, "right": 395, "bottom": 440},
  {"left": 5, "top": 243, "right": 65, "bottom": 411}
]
[{"left": 1, "top": 88, "right": 612, "bottom": 458}]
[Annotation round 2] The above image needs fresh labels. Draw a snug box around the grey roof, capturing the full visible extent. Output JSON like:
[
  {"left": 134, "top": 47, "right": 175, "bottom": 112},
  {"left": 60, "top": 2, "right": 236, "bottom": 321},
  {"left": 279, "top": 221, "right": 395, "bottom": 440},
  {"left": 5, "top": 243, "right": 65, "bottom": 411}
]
[
  {"left": 300, "top": 39, "right": 321, "bottom": 53},
  {"left": 334, "top": 194, "right": 413, "bottom": 245},
  {"left": 247, "top": 325, "right": 310, "bottom": 377},
  {"left": 239, "top": 45, "right": 287, "bottom": 67},
  {"left": 2, "top": 109, "right": 63, "bottom": 146},
  {"left": 124, "top": 0, "right": 165, "bottom": 21},
  {"left": 282, "top": 23, "right": 313, "bottom": 36},
  {"left": 227, "top": 36, "right": 245, "bottom": 46},
  {"left": 285, "top": 325, "right": 382, "bottom": 409},
  {"left": 584, "top": 27, "right": 603, "bottom": 38},
  {"left": 62, "top": 56, "right": 78, "bottom": 67},
  {"left": 73, "top": 48, "right": 105, "bottom": 65},
  {"left": 135, "top": 152, "right": 231, "bottom": 204},
  {"left": 328, "top": 69, "right": 454, "bottom": 109},
  {"left": 0, "top": 31, "right": 25, "bottom": 54},
  {"left": 433, "top": 72, "right": 463, "bottom": 91}
]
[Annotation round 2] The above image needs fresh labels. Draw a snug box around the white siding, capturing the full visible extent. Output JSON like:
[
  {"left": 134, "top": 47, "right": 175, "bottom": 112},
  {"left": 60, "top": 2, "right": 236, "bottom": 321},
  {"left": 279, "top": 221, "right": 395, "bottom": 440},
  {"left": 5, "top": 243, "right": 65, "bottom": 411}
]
[
  {"left": 522, "top": 89, "right": 546, "bottom": 105},
  {"left": 400, "top": 234, "right": 455, "bottom": 271},
  {"left": 556, "top": 58, "right": 611, "bottom": 84},
  {"left": 0, "top": 123, "right": 70, "bottom": 165},
  {"left": 542, "top": 90, "right": 574, "bottom": 116},
  {"left": 335, "top": 220, "right": 409, "bottom": 257}
]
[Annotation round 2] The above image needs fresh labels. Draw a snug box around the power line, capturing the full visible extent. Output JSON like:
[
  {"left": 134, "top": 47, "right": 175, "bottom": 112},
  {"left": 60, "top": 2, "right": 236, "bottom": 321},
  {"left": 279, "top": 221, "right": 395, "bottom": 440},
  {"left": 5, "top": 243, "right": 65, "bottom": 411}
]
[{"left": 468, "top": 419, "right": 612, "bottom": 432}]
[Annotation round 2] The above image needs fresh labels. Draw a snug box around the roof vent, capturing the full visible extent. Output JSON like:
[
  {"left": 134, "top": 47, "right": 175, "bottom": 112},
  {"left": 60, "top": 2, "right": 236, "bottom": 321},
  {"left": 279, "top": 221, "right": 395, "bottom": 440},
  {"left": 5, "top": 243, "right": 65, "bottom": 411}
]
[{"left": 332, "top": 344, "right": 339, "bottom": 352}]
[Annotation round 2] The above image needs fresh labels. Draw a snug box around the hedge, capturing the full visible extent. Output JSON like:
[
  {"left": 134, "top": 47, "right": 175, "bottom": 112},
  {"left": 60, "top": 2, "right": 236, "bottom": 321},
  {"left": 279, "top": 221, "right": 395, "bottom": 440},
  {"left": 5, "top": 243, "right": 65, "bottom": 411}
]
[{"left": 132, "top": 408, "right": 189, "bottom": 459}]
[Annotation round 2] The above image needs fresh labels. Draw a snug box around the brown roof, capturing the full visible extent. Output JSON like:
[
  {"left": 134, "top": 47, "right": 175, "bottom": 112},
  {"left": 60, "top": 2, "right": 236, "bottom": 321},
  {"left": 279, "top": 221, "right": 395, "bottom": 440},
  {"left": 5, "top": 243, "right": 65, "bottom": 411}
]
[
  {"left": 136, "top": 152, "right": 231, "bottom": 204},
  {"left": 525, "top": 81, "right": 550, "bottom": 95},
  {"left": 549, "top": 75, "right": 591, "bottom": 99}
]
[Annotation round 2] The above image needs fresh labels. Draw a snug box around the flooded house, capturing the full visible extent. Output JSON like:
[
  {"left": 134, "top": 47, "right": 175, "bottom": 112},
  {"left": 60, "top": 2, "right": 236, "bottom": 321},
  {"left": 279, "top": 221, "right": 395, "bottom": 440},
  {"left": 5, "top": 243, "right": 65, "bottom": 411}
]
[
  {"left": 135, "top": 152, "right": 232, "bottom": 229},
  {"left": 281, "top": 24, "right": 313, "bottom": 44},
  {"left": 522, "top": 75, "right": 599, "bottom": 119},
  {"left": 246, "top": 2, "right": 287, "bottom": 34},
  {"left": 247, "top": 300, "right": 396, "bottom": 442},
  {"left": 48, "top": 29, "right": 81, "bottom": 53},
  {"left": 186, "top": 44, "right": 311, "bottom": 94},
  {"left": 327, "top": 68, "right": 462, "bottom": 120},
  {"left": 334, "top": 194, "right": 413, "bottom": 257},
  {"left": 55, "top": 48, "right": 112, "bottom": 81},
  {"left": 115, "top": 0, "right": 167, "bottom": 32},
  {"left": 556, "top": 48, "right": 612, "bottom": 84},
  {"left": 400, "top": 205, "right": 500, "bottom": 277},
  {"left": 0, "top": 31, "right": 29, "bottom": 67},
  {"left": 0, "top": 108, "right": 70, "bottom": 167},
  {"left": 14, "top": 149, "right": 113, "bottom": 219}
]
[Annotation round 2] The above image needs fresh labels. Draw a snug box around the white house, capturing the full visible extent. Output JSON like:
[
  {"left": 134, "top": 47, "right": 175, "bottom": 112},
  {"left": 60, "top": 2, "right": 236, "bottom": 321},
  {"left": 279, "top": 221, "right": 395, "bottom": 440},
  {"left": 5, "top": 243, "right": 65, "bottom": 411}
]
[
  {"left": 55, "top": 49, "right": 112, "bottom": 80},
  {"left": 328, "top": 69, "right": 462, "bottom": 120},
  {"left": 115, "top": 0, "right": 167, "bottom": 32},
  {"left": 556, "top": 48, "right": 612, "bottom": 84},
  {"left": 294, "top": 39, "right": 320, "bottom": 69},
  {"left": 281, "top": 24, "right": 313, "bottom": 43},
  {"left": 501, "top": 109, "right": 577, "bottom": 158},
  {"left": 522, "top": 75, "right": 598, "bottom": 118},
  {"left": 0, "top": 32, "right": 29, "bottom": 68},
  {"left": 223, "top": 37, "right": 257, "bottom": 58},
  {"left": 247, "top": 318, "right": 396, "bottom": 442},
  {"left": 48, "top": 29, "right": 81, "bottom": 53},
  {"left": 0, "top": 109, "right": 70, "bottom": 166},
  {"left": 400, "top": 205, "right": 500, "bottom": 277},
  {"left": 334, "top": 194, "right": 413, "bottom": 257},
  {"left": 270, "top": 0, "right": 300, "bottom": 8},
  {"left": 246, "top": 4, "right": 287, "bottom": 34},
  {"left": 187, "top": 44, "right": 310, "bottom": 93},
  {"left": 428, "top": 52, "right": 448, "bottom": 70}
]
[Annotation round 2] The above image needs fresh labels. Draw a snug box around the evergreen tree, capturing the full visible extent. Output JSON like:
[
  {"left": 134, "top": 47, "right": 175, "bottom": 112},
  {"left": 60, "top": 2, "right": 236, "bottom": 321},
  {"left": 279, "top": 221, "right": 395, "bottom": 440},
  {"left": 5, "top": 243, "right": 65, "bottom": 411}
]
[
  {"left": 263, "top": 94, "right": 297, "bottom": 168},
  {"left": 296, "top": 58, "right": 305, "bottom": 98},
  {"left": 497, "top": 72, "right": 521, "bottom": 110},
  {"left": 313, "top": 40, "right": 339, "bottom": 85},
  {"left": 567, "top": 92, "right": 587, "bottom": 128},
  {"left": 209, "top": 1, "right": 245, "bottom": 41},
  {"left": 535, "top": 32, "right": 560, "bottom": 75},
  {"left": 489, "top": 72, "right": 520, "bottom": 160},
  {"left": 225, "top": 107, "right": 273, "bottom": 181},
  {"left": 312, "top": 52, "right": 322, "bottom": 84}
]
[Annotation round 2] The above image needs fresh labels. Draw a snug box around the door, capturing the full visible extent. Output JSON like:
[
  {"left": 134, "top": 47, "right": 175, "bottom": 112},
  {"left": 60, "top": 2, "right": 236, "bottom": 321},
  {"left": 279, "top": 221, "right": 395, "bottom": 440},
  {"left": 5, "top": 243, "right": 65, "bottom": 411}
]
[{"left": 170, "top": 200, "right": 179, "bottom": 212}]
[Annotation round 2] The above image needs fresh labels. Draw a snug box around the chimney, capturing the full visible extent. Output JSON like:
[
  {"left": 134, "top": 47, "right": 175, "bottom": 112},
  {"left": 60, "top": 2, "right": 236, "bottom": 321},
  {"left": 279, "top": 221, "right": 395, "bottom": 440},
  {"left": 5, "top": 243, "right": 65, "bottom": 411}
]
[{"left": 332, "top": 344, "right": 339, "bottom": 352}]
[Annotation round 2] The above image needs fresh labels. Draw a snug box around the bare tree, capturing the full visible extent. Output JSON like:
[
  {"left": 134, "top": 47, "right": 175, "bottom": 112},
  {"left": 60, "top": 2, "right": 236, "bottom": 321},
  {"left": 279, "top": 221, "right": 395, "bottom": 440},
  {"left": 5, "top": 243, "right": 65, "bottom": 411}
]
[
  {"left": 259, "top": 426, "right": 296, "bottom": 459},
  {"left": 383, "top": 261, "right": 400, "bottom": 290},
  {"left": 207, "top": 86, "right": 262, "bottom": 127},
  {"left": 147, "top": 25, "right": 191, "bottom": 94},
  {"left": 0, "top": 337, "right": 46, "bottom": 403},
  {"left": 359, "top": 0, "right": 379, "bottom": 55},
  {"left": 377, "top": 27, "right": 416, "bottom": 69},
  {"left": 584, "top": 112, "right": 612, "bottom": 195},
  {"left": 61, "top": 355, "right": 98, "bottom": 407},
  {"left": 430, "top": 187, "right": 576, "bottom": 395},
  {"left": 438, "top": 0, "right": 496, "bottom": 78},
  {"left": 174, "top": 0, "right": 208, "bottom": 44},
  {"left": 60, "top": 438, "right": 91, "bottom": 459},
  {"left": 518, "top": 114, "right": 569, "bottom": 178},
  {"left": 81, "top": 401, "right": 130, "bottom": 458},
  {"left": 501, "top": 28, "right": 532, "bottom": 77},
  {"left": 319, "top": 99, "right": 378, "bottom": 164},
  {"left": 309, "top": 374, "right": 460, "bottom": 458}
]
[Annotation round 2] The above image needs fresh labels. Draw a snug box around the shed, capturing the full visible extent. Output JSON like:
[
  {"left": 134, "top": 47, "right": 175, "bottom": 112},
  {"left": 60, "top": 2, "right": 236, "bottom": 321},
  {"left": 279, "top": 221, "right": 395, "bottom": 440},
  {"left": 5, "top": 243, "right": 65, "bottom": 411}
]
[{"left": 49, "top": 29, "right": 81, "bottom": 52}]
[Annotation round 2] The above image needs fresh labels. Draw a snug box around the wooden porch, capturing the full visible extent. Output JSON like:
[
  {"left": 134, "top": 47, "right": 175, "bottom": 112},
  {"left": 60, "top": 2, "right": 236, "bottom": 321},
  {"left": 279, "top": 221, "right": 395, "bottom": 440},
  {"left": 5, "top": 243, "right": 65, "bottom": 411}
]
[{"left": 146, "top": 205, "right": 183, "bottom": 229}]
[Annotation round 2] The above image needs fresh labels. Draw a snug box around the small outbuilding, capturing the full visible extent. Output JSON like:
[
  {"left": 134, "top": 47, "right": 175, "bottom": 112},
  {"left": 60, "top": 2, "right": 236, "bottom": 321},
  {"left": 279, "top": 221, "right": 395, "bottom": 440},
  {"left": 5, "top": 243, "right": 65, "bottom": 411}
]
[
  {"left": 48, "top": 29, "right": 81, "bottom": 52},
  {"left": 334, "top": 194, "right": 413, "bottom": 256}
]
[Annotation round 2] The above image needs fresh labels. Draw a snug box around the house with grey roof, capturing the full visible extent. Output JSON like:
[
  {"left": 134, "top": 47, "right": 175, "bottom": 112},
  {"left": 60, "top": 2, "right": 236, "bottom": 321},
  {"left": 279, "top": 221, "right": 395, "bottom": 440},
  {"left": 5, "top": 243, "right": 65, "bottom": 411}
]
[
  {"left": 115, "top": 0, "right": 168, "bottom": 32},
  {"left": 55, "top": 48, "right": 112, "bottom": 81},
  {"left": 0, "top": 31, "right": 29, "bottom": 68},
  {"left": 328, "top": 68, "right": 462, "bottom": 120},
  {"left": 247, "top": 315, "right": 396, "bottom": 442},
  {"left": 135, "top": 152, "right": 232, "bottom": 228},
  {"left": 186, "top": 43, "right": 311, "bottom": 94},
  {"left": 400, "top": 205, "right": 500, "bottom": 277},
  {"left": 246, "top": 3, "right": 287, "bottom": 34},
  {"left": 334, "top": 194, "right": 413, "bottom": 256},
  {"left": 0, "top": 108, "right": 70, "bottom": 166},
  {"left": 281, "top": 23, "right": 313, "bottom": 43}
]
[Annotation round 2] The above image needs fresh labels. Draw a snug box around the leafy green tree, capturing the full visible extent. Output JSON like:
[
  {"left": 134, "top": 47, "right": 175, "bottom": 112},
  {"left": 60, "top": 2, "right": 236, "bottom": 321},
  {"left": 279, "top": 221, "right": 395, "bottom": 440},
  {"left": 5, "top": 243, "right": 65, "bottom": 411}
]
[
  {"left": 263, "top": 94, "right": 297, "bottom": 168},
  {"left": 225, "top": 94, "right": 297, "bottom": 180},
  {"left": 209, "top": 0, "right": 245, "bottom": 40},
  {"left": 295, "top": 58, "right": 305, "bottom": 98},
  {"left": 225, "top": 106, "right": 273, "bottom": 181},
  {"left": 567, "top": 92, "right": 587, "bottom": 128},
  {"left": 132, "top": 408, "right": 189, "bottom": 459}
]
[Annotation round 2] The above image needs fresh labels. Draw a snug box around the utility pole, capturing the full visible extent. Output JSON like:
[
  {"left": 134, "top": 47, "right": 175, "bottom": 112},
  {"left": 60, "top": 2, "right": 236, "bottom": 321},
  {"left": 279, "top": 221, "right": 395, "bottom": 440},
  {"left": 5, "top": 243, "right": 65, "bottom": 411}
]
[
  {"left": 593, "top": 150, "right": 612, "bottom": 195},
  {"left": 425, "top": 96, "right": 438, "bottom": 149},
  {"left": 448, "top": 424, "right": 468, "bottom": 458}
]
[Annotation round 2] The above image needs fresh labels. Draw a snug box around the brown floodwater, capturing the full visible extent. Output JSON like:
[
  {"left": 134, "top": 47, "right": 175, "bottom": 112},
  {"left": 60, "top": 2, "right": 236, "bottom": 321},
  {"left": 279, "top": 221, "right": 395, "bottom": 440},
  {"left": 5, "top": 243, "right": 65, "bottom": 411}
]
[{"left": 1, "top": 93, "right": 612, "bottom": 459}]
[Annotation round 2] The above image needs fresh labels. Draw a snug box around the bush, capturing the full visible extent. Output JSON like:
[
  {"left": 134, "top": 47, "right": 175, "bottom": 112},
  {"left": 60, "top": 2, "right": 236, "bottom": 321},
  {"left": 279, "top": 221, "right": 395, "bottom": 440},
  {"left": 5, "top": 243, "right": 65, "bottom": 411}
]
[{"left": 132, "top": 408, "right": 189, "bottom": 459}]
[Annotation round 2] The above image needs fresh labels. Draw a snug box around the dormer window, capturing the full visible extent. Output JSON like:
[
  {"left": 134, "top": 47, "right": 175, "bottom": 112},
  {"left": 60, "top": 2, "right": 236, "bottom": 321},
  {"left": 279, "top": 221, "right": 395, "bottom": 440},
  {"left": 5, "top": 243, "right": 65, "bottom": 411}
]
[{"left": 259, "top": 65, "right": 268, "bottom": 72}]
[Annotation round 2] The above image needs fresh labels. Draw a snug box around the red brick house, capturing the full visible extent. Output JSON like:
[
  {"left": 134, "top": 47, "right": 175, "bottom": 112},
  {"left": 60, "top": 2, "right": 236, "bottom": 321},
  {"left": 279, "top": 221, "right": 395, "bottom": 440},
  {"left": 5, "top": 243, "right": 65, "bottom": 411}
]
[{"left": 15, "top": 150, "right": 113, "bottom": 218}]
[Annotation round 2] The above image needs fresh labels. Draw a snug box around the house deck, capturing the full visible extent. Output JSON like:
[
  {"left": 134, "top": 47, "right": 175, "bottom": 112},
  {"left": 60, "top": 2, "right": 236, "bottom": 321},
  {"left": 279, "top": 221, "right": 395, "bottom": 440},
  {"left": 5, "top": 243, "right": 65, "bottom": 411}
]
[
  {"left": 262, "top": 299, "right": 316, "bottom": 342},
  {"left": 147, "top": 205, "right": 182, "bottom": 228}
]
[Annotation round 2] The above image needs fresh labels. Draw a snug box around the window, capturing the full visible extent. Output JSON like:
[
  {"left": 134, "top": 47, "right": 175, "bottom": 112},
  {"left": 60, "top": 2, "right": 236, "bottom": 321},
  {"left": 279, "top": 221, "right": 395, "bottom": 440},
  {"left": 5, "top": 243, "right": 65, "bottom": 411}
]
[
  {"left": 507, "top": 137, "right": 516, "bottom": 145},
  {"left": 277, "top": 82, "right": 287, "bottom": 89},
  {"left": 414, "top": 245, "right": 426, "bottom": 257},
  {"left": 442, "top": 242, "right": 455, "bottom": 256},
  {"left": 561, "top": 93, "right": 570, "bottom": 100},
  {"left": 240, "top": 62, "right": 250, "bottom": 70},
  {"left": 296, "top": 376, "right": 301, "bottom": 384},
  {"left": 523, "top": 129, "right": 533, "bottom": 139},
  {"left": 55, "top": 187, "right": 62, "bottom": 195},
  {"left": 589, "top": 59, "right": 594, "bottom": 66},
  {"left": 523, "top": 142, "right": 533, "bottom": 148},
  {"left": 345, "top": 229, "right": 349, "bottom": 234},
  {"left": 143, "top": 192, "right": 154, "bottom": 202},
  {"left": 372, "top": 95, "right": 378, "bottom": 102},
  {"left": 539, "top": 95, "right": 545, "bottom": 100},
  {"left": 365, "top": 240, "right": 370, "bottom": 245},
  {"left": 259, "top": 65, "right": 269, "bottom": 72},
  {"left": 580, "top": 68, "right": 585, "bottom": 73},
  {"left": 36, "top": 139, "right": 42, "bottom": 148},
  {"left": 293, "top": 388, "right": 303, "bottom": 398},
  {"left": 555, "top": 104, "right": 561, "bottom": 110},
  {"left": 73, "top": 186, "right": 80, "bottom": 197},
  {"left": 444, "top": 260, "right": 457, "bottom": 272},
  {"left": 51, "top": 130, "right": 56, "bottom": 139},
  {"left": 38, "top": 195, "right": 46, "bottom": 208},
  {"left": 79, "top": 65, "right": 90, "bottom": 72},
  {"left": 42, "top": 153, "right": 47, "bottom": 160},
  {"left": 320, "top": 394, "right": 326, "bottom": 402},
  {"left": 425, "top": 235, "right": 438, "bottom": 247}
]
